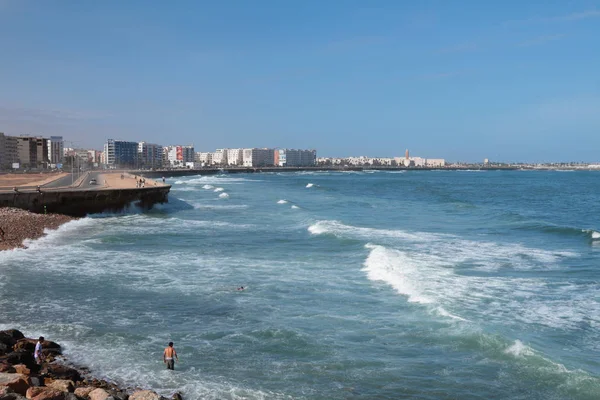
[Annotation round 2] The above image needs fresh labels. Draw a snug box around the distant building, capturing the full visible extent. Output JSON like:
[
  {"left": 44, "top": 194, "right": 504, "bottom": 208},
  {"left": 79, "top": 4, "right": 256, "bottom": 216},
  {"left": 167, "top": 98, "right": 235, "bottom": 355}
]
[
  {"left": 104, "top": 139, "right": 138, "bottom": 167},
  {"left": 425, "top": 159, "right": 445, "bottom": 167},
  {"left": 138, "top": 142, "right": 163, "bottom": 169},
  {"left": 47, "top": 136, "right": 64, "bottom": 165},
  {"left": 226, "top": 148, "right": 243, "bottom": 166},
  {"left": 243, "top": 148, "right": 275, "bottom": 167},
  {"left": 197, "top": 152, "right": 213, "bottom": 166},
  {"left": 15, "top": 136, "right": 47, "bottom": 168},
  {"left": 212, "top": 149, "right": 228, "bottom": 166},
  {"left": 164, "top": 145, "right": 194, "bottom": 168},
  {"left": 275, "top": 149, "right": 317, "bottom": 167}
]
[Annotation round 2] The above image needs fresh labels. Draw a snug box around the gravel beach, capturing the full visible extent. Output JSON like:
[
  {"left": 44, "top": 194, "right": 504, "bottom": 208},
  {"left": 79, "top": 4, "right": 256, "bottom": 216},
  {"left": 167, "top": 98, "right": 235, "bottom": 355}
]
[{"left": 0, "top": 208, "right": 75, "bottom": 251}]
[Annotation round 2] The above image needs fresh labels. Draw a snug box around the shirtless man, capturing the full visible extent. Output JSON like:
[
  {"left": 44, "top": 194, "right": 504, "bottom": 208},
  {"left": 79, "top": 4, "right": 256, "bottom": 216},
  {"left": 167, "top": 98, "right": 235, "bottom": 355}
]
[{"left": 163, "top": 342, "right": 178, "bottom": 370}]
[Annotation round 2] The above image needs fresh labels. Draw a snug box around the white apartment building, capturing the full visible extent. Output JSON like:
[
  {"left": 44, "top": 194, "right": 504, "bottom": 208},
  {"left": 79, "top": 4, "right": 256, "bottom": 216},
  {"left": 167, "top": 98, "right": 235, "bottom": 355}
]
[
  {"left": 138, "top": 142, "right": 163, "bottom": 169},
  {"left": 276, "top": 149, "right": 316, "bottom": 167},
  {"left": 212, "top": 149, "right": 228, "bottom": 166},
  {"left": 197, "top": 152, "right": 213, "bottom": 166},
  {"left": 226, "top": 148, "right": 243, "bottom": 166},
  {"left": 425, "top": 159, "right": 446, "bottom": 167},
  {"left": 47, "top": 136, "right": 64, "bottom": 165},
  {"left": 243, "top": 148, "right": 275, "bottom": 167}
]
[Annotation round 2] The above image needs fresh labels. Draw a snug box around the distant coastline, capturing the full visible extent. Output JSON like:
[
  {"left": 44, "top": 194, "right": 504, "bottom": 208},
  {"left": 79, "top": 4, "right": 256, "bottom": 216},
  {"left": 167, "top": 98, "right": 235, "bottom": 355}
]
[{"left": 135, "top": 165, "right": 600, "bottom": 178}]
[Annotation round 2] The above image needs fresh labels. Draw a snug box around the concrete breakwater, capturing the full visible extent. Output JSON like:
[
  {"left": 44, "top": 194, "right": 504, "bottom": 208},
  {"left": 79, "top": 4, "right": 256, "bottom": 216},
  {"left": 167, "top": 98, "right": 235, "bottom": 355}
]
[{"left": 0, "top": 186, "right": 170, "bottom": 217}]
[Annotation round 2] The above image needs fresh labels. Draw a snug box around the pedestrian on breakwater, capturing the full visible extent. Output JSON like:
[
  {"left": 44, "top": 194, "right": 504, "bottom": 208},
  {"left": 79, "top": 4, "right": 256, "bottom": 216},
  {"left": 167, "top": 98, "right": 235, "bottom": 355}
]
[
  {"left": 34, "top": 336, "right": 44, "bottom": 364},
  {"left": 163, "top": 342, "right": 178, "bottom": 370}
]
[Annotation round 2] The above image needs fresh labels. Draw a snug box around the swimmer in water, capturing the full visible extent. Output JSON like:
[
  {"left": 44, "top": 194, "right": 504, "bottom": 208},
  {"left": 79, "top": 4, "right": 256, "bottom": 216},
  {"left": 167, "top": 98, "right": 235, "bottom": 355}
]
[{"left": 237, "top": 286, "right": 244, "bottom": 291}]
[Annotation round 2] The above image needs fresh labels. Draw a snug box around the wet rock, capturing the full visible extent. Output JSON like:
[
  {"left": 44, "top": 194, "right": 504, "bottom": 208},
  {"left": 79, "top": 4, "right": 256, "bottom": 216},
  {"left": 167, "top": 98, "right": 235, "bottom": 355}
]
[
  {"left": 0, "top": 332, "right": 24, "bottom": 343},
  {"left": 88, "top": 388, "right": 111, "bottom": 400},
  {"left": 2, "top": 351, "right": 37, "bottom": 372},
  {"left": 73, "top": 387, "right": 94, "bottom": 398},
  {"left": 28, "top": 377, "right": 43, "bottom": 388},
  {"left": 0, "top": 344, "right": 9, "bottom": 357},
  {"left": 129, "top": 391, "right": 161, "bottom": 400},
  {"left": 43, "top": 366, "right": 80, "bottom": 383},
  {"left": 12, "top": 366, "right": 29, "bottom": 376},
  {"left": 45, "top": 381, "right": 73, "bottom": 393},
  {"left": 0, "top": 373, "right": 30, "bottom": 396},
  {"left": 0, "top": 364, "right": 15, "bottom": 374},
  {"left": 0, "top": 392, "right": 27, "bottom": 400},
  {"left": 107, "top": 390, "right": 128, "bottom": 400},
  {"left": 171, "top": 393, "right": 183, "bottom": 400},
  {"left": 26, "top": 387, "right": 68, "bottom": 400},
  {"left": 0, "top": 334, "right": 17, "bottom": 350}
]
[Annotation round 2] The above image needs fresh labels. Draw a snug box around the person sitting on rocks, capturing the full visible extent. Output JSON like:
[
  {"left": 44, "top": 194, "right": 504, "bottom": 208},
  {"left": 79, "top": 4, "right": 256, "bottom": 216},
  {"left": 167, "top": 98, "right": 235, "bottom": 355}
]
[
  {"left": 163, "top": 342, "right": 178, "bottom": 370},
  {"left": 34, "top": 336, "right": 44, "bottom": 364}
]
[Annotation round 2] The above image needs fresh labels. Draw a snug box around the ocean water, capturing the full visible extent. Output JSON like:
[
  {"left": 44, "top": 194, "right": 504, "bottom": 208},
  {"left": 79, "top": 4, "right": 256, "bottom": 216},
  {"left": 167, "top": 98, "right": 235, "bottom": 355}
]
[{"left": 1, "top": 170, "right": 600, "bottom": 399}]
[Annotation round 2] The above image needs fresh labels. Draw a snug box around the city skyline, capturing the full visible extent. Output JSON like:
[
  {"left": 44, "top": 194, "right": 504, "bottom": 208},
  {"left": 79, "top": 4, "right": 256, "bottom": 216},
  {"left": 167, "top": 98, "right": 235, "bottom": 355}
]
[{"left": 0, "top": 1, "right": 599, "bottom": 162}]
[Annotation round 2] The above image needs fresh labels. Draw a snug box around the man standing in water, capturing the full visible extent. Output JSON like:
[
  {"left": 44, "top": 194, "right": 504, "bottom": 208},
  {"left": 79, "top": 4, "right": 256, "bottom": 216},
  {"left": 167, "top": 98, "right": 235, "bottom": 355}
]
[{"left": 163, "top": 342, "right": 178, "bottom": 370}]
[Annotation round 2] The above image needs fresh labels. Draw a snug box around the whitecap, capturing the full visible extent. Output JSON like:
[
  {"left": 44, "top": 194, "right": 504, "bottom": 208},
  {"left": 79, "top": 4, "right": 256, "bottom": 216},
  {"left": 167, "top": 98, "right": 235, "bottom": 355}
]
[
  {"left": 219, "top": 193, "right": 229, "bottom": 198},
  {"left": 504, "top": 340, "right": 535, "bottom": 357},
  {"left": 306, "top": 183, "right": 314, "bottom": 188},
  {"left": 202, "top": 184, "right": 214, "bottom": 190},
  {"left": 291, "top": 205, "right": 299, "bottom": 209},
  {"left": 277, "top": 200, "right": 288, "bottom": 204},
  {"left": 213, "top": 187, "right": 224, "bottom": 192}
]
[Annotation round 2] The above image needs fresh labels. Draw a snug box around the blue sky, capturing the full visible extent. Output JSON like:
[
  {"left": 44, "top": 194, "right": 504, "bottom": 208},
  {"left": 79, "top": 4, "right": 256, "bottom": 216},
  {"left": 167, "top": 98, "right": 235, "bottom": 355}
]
[{"left": 0, "top": 0, "right": 599, "bottom": 162}]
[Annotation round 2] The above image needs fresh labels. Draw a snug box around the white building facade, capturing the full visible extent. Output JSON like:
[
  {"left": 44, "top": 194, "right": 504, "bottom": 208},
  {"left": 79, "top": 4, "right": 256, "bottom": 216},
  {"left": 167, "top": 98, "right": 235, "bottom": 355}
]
[
  {"left": 226, "top": 148, "right": 243, "bottom": 166},
  {"left": 276, "top": 149, "right": 316, "bottom": 167}
]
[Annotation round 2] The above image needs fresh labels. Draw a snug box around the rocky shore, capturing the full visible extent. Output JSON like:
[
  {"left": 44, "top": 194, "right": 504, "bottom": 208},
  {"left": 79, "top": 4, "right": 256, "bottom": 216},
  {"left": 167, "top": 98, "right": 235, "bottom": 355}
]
[
  {"left": 0, "top": 208, "right": 75, "bottom": 251},
  {"left": 0, "top": 329, "right": 182, "bottom": 400}
]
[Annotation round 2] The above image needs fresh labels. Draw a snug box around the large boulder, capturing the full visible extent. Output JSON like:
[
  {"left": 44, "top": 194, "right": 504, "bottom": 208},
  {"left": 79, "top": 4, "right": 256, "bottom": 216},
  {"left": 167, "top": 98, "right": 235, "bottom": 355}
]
[
  {"left": 73, "top": 387, "right": 94, "bottom": 398},
  {"left": 88, "top": 389, "right": 111, "bottom": 400},
  {"left": 44, "top": 381, "right": 73, "bottom": 394},
  {"left": 0, "top": 373, "right": 30, "bottom": 396},
  {"left": 13, "top": 341, "right": 60, "bottom": 356},
  {"left": 0, "top": 364, "right": 15, "bottom": 374},
  {"left": 0, "top": 390, "right": 27, "bottom": 400},
  {"left": 0, "top": 344, "right": 9, "bottom": 357},
  {"left": 129, "top": 391, "right": 161, "bottom": 400},
  {"left": 42, "top": 366, "right": 80, "bottom": 383},
  {"left": 12, "top": 366, "right": 29, "bottom": 376},
  {"left": 2, "top": 351, "right": 37, "bottom": 372},
  {"left": 25, "top": 387, "right": 67, "bottom": 400},
  {"left": 171, "top": 393, "right": 183, "bottom": 400},
  {"left": 0, "top": 332, "right": 24, "bottom": 343}
]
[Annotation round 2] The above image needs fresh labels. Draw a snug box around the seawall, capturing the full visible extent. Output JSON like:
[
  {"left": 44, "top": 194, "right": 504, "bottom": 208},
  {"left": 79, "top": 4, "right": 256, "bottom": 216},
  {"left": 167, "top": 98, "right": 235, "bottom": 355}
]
[{"left": 0, "top": 186, "right": 171, "bottom": 217}]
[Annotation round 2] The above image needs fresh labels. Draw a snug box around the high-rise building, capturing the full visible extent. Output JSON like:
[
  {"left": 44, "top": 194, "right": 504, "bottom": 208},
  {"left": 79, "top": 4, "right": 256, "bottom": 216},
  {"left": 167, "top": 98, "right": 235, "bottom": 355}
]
[
  {"left": 226, "top": 149, "right": 243, "bottom": 166},
  {"left": 212, "top": 149, "right": 228, "bottom": 166},
  {"left": 104, "top": 139, "right": 138, "bottom": 167},
  {"left": 138, "top": 142, "right": 163, "bottom": 169},
  {"left": 0, "top": 133, "right": 5, "bottom": 169},
  {"left": 16, "top": 136, "right": 38, "bottom": 168},
  {"left": 276, "top": 149, "right": 317, "bottom": 167},
  {"left": 243, "top": 148, "right": 275, "bottom": 167},
  {"left": 47, "top": 136, "right": 64, "bottom": 165},
  {"left": 164, "top": 145, "right": 194, "bottom": 168}
]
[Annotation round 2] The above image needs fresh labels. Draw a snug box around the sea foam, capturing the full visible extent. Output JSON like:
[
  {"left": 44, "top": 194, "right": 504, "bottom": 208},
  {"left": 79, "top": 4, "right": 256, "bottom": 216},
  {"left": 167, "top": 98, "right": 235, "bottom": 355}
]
[
  {"left": 277, "top": 200, "right": 288, "bottom": 204},
  {"left": 306, "top": 183, "right": 314, "bottom": 188},
  {"left": 219, "top": 192, "right": 229, "bottom": 198}
]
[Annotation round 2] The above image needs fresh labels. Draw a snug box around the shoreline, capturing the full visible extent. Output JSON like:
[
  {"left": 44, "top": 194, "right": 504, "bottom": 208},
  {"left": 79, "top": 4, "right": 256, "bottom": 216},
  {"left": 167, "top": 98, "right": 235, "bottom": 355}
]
[
  {"left": 0, "top": 328, "right": 182, "bottom": 399},
  {"left": 0, "top": 208, "right": 76, "bottom": 251}
]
